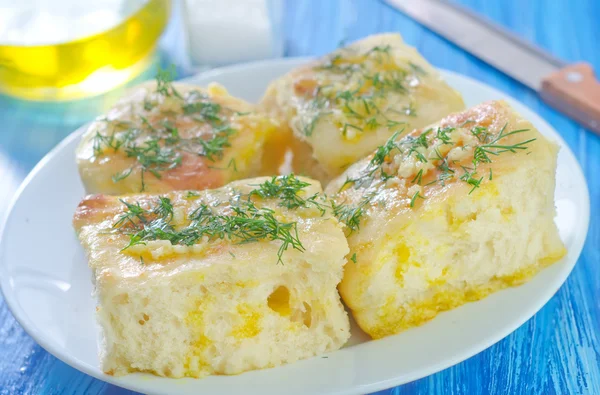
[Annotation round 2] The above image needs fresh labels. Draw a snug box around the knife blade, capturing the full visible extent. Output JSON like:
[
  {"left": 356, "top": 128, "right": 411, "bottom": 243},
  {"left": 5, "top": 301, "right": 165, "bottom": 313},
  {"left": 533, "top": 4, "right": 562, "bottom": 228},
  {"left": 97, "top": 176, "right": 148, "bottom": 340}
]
[{"left": 384, "top": 0, "right": 600, "bottom": 134}]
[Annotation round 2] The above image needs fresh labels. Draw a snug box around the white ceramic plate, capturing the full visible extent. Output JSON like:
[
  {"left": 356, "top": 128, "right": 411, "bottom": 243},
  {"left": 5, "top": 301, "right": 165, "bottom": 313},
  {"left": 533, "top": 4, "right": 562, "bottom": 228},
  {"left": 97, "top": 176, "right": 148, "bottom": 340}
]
[{"left": 0, "top": 58, "right": 590, "bottom": 395}]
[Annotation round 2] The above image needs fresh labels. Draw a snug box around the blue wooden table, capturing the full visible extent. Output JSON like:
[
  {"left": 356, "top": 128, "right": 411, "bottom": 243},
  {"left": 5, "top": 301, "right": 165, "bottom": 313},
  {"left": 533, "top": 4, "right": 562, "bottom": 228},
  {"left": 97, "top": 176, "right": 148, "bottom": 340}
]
[{"left": 1, "top": 0, "right": 599, "bottom": 394}]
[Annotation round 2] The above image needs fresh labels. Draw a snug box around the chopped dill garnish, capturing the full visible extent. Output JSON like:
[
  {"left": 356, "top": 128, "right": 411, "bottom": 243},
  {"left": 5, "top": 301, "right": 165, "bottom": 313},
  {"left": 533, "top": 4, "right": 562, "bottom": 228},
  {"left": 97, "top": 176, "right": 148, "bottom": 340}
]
[
  {"left": 350, "top": 253, "right": 357, "bottom": 264},
  {"left": 303, "top": 42, "right": 424, "bottom": 137},
  {"left": 472, "top": 126, "right": 534, "bottom": 166},
  {"left": 155, "top": 65, "right": 182, "bottom": 98},
  {"left": 370, "top": 130, "right": 402, "bottom": 167},
  {"left": 113, "top": 199, "right": 147, "bottom": 229},
  {"left": 155, "top": 196, "right": 174, "bottom": 218},
  {"left": 367, "top": 44, "right": 393, "bottom": 55},
  {"left": 435, "top": 126, "right": 455, "bottom": 145},
  {"left": 405, "top": 130, "right": 430, "bottom": 163},
  {"left": 331, "top": 196, "right": 372, "bottom": 233},
  {"left": 185, "top": 191, "right": 200, "bottom": 199},
  {"left": 460, "top": 166, "right": 484, "bottom": 194},
  {"left": 462, "top": 124, "right": 534, "bottom": 192},
  {"left": 331, "top": 121, "right": 534, "bottom": 217},
  {"left": 341, "top": 130, "right": 403, "bottom": 190},
  {"left": 411, "top": 169, "right": 424, "bottom": 185},
  {"left": 410, "top": 191, "right": 424, "bottom": 207},
  {"left": 91, "top": 66, "right": 240, "bottom": 191},
  {"left": 301, "top": 89, "right": 330, "bottom": 136},
  {"left": 115, "top": 195, "right": 305, "bottom": 265},
  {"left": 183, "top": 100, "right": 222, "bottom": 119},
  {"left": 123, "top": 136, "right": 183, "bottom": 188},
  {"left": 470, "top": 125, "right": 489, "bottom": 142},
  {"left": 250, "top": 174, "right": 326, "bottom": 215},
  {"left": 197, "top": 126, "right": 237, "bottom": 161},
  {"left": 366, "top": 117, "right": 380, "bottom": 130},
  {"left": 408, "top": 62, "right": 427, "bottom": 75},
  {"left": 228, "top": 158, "right": 238, "bottom": 172},
  {"left": 342, "top": 123, "right": 363, "bottom": 137},
  {"left": 111, "top": 168, "right": 132, "bottom": 183},
  {"left": 403, "top": 102, "right": 417, "bottom": 117},
  {"left": 113, "top": 176, "right": 338, "bottom": 264},
  {"left": 207, "top": 158, "right": 238, "bottom": 172},
  {"left": 387, "top": 119, "right": 406, "bottom": 129},
  {"left": 303, "top": 116, "right": 319, "bottom": 137},
  {"left": 436, "top": 157, "right": 455, "bottom": 186}
]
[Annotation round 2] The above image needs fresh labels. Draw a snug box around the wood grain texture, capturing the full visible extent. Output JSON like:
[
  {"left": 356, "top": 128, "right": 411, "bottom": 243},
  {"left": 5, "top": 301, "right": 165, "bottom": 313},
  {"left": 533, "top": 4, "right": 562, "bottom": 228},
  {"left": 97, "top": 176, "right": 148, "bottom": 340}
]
[
  {"left": 541, "top": 63, "right": 600, "bottom": 134},
  {"left": 0, "top": 0, "right": 599, "bottom": 394}
]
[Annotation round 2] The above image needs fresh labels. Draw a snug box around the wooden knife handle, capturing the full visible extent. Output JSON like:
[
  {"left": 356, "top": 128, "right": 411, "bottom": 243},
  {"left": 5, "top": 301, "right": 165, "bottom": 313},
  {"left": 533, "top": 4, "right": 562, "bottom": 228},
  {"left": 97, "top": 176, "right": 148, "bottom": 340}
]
[{"left": 541, "top": 63, "right": 600, "bottom": 134}]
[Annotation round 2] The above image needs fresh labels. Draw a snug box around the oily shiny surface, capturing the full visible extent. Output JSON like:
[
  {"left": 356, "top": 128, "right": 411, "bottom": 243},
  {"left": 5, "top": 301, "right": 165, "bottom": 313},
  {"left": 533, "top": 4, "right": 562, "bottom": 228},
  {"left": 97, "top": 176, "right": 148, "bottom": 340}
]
[
  {"left": 77, "top": 81, "right": 275, "bottom": 194},
  {"left": 73, "top": 177, "right": 350, "bottom": 379},
  {"left": 327, "top": 100, "right": 541, "bottom": 212},
  {"left": 327, "top": 100, "right": 565, "bottom": 339},
  {"left": 0, "top": 1, "right": 598, "bottom": 394},
  {"left": 261, "top": 33, "right": 464, "bottom": 183},
  {"left": 0, "top": 60, "right": 589, "bottom": 395},
  {"left": 73, "top": 177, "right": 334, "bottom": 279}
]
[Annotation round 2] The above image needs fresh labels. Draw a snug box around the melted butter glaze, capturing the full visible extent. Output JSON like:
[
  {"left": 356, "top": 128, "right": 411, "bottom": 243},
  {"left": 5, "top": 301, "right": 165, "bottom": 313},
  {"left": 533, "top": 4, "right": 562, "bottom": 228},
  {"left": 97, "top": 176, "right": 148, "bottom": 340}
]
[
  {"left": 261, "top": 33, "right": 465, "bottom": 182},
  {"left": 73, "top": 177, "right": 339, "bottom": 281},
  {"left": 328, "top": 100, "right": 540, "bottom": 216},
  {"left": 77, "top": 81, "right": 277, "bottom": 194}
]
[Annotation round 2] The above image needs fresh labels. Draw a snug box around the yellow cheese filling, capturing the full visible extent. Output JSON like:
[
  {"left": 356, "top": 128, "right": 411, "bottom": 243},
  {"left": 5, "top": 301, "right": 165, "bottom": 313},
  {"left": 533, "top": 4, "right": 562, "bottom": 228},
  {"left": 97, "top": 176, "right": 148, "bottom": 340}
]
[{"left": 366, "top": 247, "right": 566, "bottom": 339}]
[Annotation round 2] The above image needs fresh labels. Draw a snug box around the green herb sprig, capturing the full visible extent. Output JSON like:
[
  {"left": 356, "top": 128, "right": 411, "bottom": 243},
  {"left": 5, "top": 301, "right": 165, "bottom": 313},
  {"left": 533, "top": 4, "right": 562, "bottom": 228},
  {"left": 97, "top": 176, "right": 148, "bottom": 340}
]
[
  {"left": 303, "top": 43, "right": 424, "bottom": 138},
  {"left": 115, "top": 197, "right": 304, "bottom": 265},
  {"left": 331, "top": 122, "right": 535, "bottom": 228},
  {"left": 114, "top": 175, "right": 331, "bottom": 264},
  {"left": 459, "top": 124, "right": 535, "bottom": 194},
  {"left": 331, "top": 195, "right": 373, "bottom": 233},
  {"left": 341, "top": 130, "right": 404, "bottom": 190},
  {"left": 92, "top": 67, "right": 243, "bottom": 191},
  {"left": 249, "top": 174, "right": 327, "bottom": 215}
]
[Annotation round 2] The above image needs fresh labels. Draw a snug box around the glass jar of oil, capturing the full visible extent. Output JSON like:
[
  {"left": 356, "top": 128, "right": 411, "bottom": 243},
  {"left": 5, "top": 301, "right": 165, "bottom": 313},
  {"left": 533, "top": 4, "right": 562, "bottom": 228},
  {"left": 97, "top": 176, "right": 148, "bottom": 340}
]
[{"left": 0, "top": 0, "right": 170, "bottom": 101}]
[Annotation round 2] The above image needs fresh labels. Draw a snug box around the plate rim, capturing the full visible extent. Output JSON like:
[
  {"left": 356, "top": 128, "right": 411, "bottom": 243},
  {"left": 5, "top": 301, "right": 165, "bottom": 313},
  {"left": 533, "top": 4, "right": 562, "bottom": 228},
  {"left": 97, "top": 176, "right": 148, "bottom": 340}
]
[{"left": 0, "top": 56, "right": 591, "bottom": 395}]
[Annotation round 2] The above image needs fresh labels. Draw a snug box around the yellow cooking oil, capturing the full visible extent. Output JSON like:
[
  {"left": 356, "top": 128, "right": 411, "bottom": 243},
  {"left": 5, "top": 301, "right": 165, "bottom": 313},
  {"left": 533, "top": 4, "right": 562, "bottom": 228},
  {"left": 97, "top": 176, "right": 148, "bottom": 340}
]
[{"left": 0, "top": 0, "right": 170, "bottom": 100}]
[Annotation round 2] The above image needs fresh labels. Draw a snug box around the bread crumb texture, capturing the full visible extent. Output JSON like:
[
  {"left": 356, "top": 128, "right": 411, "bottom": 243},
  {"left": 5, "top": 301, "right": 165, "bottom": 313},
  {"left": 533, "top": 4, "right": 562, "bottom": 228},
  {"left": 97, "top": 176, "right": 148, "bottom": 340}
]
[
  {"left": 73, "top": 176, "right": 350, "bottom": 377},
  {"left": 327, "top": 100, "right": 566, "bottom": 338}
]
